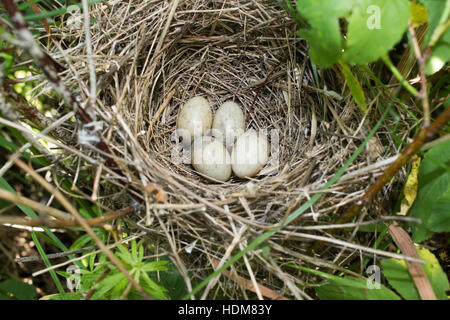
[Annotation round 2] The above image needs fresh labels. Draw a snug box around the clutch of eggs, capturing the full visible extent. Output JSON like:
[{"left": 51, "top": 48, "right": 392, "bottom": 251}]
[{"left": 176, "top": 96, "right": 269, "bottom": 181}]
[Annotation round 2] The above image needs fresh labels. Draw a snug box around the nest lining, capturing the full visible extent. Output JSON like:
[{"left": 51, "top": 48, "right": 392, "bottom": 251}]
[{"left": 44, "top": 0, "right": 402, "bottom": 298}]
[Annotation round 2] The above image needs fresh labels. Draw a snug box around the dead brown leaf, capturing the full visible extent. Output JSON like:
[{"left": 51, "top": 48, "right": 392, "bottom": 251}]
[
  {"left": 388, "top": 221, "right": 436, "bottom": 300},
  {"left": 144, "top": 183, "right": 168, "bottom": 203}
]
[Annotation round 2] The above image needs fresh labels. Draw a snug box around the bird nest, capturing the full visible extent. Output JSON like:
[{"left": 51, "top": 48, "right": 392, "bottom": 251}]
[{"left": 45, "top": 0, "right": 399, "bottom": 299}]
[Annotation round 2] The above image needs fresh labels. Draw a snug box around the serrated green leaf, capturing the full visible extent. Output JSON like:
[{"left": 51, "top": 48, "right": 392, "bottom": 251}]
[
  {"left": 381, "top": 247, "right": 449, "bottom": 300},
  {"left": 142, "top": 260, "right": 169, "bottom": 272},
  {"left": 339, "top": 61, "right": 366, "bottom": 111},
  {"left": 88, "top": 253, "right": 97, "bottom": 271},
  {"left": 91, "top": 272, "right": 125, "bottom": 300},
  {"left": 115, "top": 243, "right": 133, "bottom": 263},
  {"left": 409, "top": 140, "right": 450, "bottom": 242},
  {"left": 141, "top": 272, "right": 168, "bottom": 300},
  {"left": 131, "top": 240, "right": 138, "bottom": 263},
  {"left": 343, "top": 0, "right": 410, "bottom": 64},
  {"left": 69, "top": 234, "right": 93, "bottom": 251},
  {"left": 138, "top": 243, "right": 144, "bottom": 261}
]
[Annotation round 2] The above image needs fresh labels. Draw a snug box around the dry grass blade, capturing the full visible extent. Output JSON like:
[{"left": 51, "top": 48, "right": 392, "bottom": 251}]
[{"left": 388, "top": 222, "right": 436, "bottom": 300}]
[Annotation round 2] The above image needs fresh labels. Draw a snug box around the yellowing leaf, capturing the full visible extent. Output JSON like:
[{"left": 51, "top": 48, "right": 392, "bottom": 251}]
[
  {"left": 411, "top": 2, "right": 429, "bottom": 27},
  {"left": 399, "top": 157, "right": 421, "bottom": 216},
  {"left": 382, "top": 247, "right": 449, "bottom": 300}
]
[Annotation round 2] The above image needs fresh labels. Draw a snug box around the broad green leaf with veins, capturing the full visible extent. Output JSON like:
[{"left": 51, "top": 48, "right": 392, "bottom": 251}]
[
  {"left": 298, "top": 18, "right": 343, "bottom": 68},
  {"left": 343, "top": 0, "right": 410, "bottom": 64},
  {"left": 408, "top": 139, "right": 450, "bottom": 242},
  {"left": 295, "top": 0, "right": 410, "bottom": 67}
]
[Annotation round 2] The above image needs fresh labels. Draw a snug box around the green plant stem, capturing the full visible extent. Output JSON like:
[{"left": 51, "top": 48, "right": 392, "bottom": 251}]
[
  {"left": 381, "top": 54, "right": 419, "bottom": 97},
  {"left": 22, "top": 0, "right": 106, "bottom": 21}
]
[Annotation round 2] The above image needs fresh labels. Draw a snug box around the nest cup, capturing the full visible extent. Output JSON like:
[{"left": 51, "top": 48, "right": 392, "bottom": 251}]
[{"left": 56, "top": 0, "right": 394, "bottom": 298}]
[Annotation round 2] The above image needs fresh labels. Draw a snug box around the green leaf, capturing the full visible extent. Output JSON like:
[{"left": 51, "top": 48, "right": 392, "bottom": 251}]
[
  {"left": 141, "top": 272, "right": 168, "bottom": 300},
  {"left": 381, "top": 247, "right": 449, "bottom": 300},
  {"left": 425, "top": 28, "right": 450, "bottom": 75},
  {"left": 343, "top": 0, "right": 410, "bottom": 64},
  {"left": 338, "top": 61, "right": 366, "bottom": 111},
  {"left": 290, "top": 265, "right": 400, "bottom": 300},
  {"left": 417, "top": 0, "right": 449, "bottom": 74},
  {"left": 131, "top": 240, "right": 138, "bottom": 263},
  {"left": 417, "top": 0, "right": 449, "bottom": 46},
  {"left": 295, "top": 0, "right": 410, "bottom": 67},
  {"left": 314, "top": 273, "right": 400, "bottom": 300},
  {"left": 0, "top": 292, "right": 11, "bottom": 300},
  {"left": 138, "top": 243, "right": 144, "bottom": 262},
  {"left": 92, "top": 272, "right": 125, "bottom": 300},
  {"left": 115, "top": 243, "right": 133, "bottom": 264},
  {"left": 297, "top": 0, "right": 355, "bottom": 19},
  {"left": 0, "top": 279, "right": 37, "bottom": 300},
  {"left": 40, "top": 292, "right": 83, "bottom": 300},
  {"left": 69, "top": 234, "right": 94, "bottom": 251},
  {"left": 155, "top": 260, "right": 188, "bottom": 300},
  {"left": 298, "top": 18, "right": 343, "bottom": 68},
  {"left": 408, "top": 139, "right": 450, "bottom": 242},
  {"left": 427, "top": 185, "right": 450, "bottom": 232},
  {"left": 142, "top": 260, "right": 168, "bottom": 272}
]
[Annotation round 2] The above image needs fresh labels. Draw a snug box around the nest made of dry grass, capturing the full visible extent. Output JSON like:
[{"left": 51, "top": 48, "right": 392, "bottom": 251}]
[{"left": 42, "top": 0, "right": 406, "bottom": 299}]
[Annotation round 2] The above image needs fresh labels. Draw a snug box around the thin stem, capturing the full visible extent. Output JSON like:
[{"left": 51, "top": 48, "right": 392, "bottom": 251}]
[
  {"left": 409, "top": 22, "right": 431, "bottom": 126},
  {"left": 381, "top": 54, "right": 419, "bottom": 97},
  {"left": 0, "top": 205, "right": 134, "bottom": 229}
]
